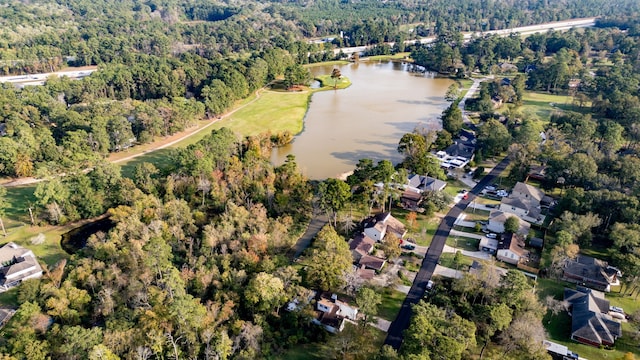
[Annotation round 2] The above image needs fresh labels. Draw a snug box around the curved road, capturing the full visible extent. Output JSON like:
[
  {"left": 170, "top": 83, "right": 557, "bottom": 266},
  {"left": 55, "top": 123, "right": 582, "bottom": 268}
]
[{"left": 384, "top": 156, "right": 511, "bottom": 350}]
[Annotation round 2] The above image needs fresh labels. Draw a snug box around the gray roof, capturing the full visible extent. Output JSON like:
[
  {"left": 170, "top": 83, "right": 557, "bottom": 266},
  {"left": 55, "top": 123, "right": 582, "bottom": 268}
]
[
  {"left": 512, "top": 182, "right": 545, "bottom": 202},
  {"left": 444, "top": 141, "right": 475, "bottom": 159},
  {"left": 407, "top": 175, "right": 447, "bottom": 192},
  {"left": 564, "top": 287, "right": 621, "bottom": 345},
  {"left": 564, "top": 255, "right": 618, "bottom": 287}
]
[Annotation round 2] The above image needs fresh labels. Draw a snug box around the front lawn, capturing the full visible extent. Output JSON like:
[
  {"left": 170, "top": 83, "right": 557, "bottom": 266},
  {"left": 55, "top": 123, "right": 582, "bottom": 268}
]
[
  {"left": 446, "top": 236, "right": 480, "bottom": 252},
  {"left": 439, "top": 252, "right": 473, "bottom": 269},
  {"left": 377, "top": 288, "right": 406, "bottom": 321}
]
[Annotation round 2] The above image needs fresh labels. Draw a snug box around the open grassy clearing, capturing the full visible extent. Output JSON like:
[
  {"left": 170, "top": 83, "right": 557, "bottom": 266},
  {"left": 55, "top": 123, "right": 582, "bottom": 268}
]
[
  {"left": 210, "top": 90, "right": 310, "bottom": 137},
  {"left": 520, "top": 91, "right": 588, "bottom": 121},
  {"left": 364, "top": 52, "right": 410, "bottom": 61}
]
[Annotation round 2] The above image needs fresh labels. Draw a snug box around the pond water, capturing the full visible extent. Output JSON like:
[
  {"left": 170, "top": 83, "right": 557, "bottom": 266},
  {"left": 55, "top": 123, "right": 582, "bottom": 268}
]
[
  {"left": 271, "top": 61, "right": 453, "bottom": 180},
  {"left": 60, "top": 218, "right": 115, "bottom": 254}
]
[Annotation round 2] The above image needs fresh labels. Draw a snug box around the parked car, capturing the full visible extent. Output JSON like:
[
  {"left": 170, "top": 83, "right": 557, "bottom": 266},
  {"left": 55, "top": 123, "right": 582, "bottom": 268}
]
[
  {"left": 462, "top": 193, "right": 469, "bottom": 200},
  {"left": 426, "top": 280, "right": 434, "bottom": 291},
  {"left": 404, "top": 238, "right": 416, "bottom": 244},
  {"left": 610, "top": 306, "right": 624, "bottom": 314},
  {"left": 486, "top": 204, "right": 498, "bottom": 209},
  {"left": 458, "top": 189, "right": 468, "bottom": 194},
  {"left": 477, "top": 220, "right": 488, "bottom": 225},
  {"left": 486, "top": 233, "right": 498, "bottom": 239},
  {"left": 485, "top": 185, "right": 497, "bottom": 191},
  {"left": 401, "top": 244, "right": 416, "bottom": 250},
  {"left": 496, "top": 190, "right": 508, "bottom": 197}
]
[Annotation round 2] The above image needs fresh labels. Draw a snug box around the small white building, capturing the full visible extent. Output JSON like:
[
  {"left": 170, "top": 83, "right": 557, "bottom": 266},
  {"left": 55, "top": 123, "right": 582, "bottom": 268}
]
[
  {"left": 0, "top": 242, "right": 43, "bottom": 292},
  {"left": 313, "top": 293, "right": 359, "bottom": 333}
]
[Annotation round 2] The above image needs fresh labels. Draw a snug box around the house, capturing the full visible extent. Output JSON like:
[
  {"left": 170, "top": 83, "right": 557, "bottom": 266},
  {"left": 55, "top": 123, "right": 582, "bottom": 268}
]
[
  {"left": 563, "top": 255, "right": 621, "bottom": 292},
  {"left": 478, "top": 236, "right": 498, "bottom": 253},
  {"left": 312, "top": 293, "right": 359, "bottom": 333},
  {"left": 0, "top": 308, "right": 15, "bottom": 329},
  {"left": 496, "top": 233, "right": 529, "bottom": 265},
  {"left": 527, "top": 165, "right": 547, "bottom": 181},
  {"left": 499, "top": 182, "right": 548, "bottom": 224},
  {"left": 358, "top": 255, "right": 386, "bottom": 272},
  {"left": 543, "top": 339, "right": 579, "bottom": 360},
  {"left": 0, "top": 242, "right": 43, "bottom": 292},
  {"left": 400, "top": 188, "right": 423, "bottom": 210},
  {"left": 363, "top": 212, "right": 406, "bottom": 242},
  {"left": 498, "top": 62, "right": 518, "bottom": 73},
  {"left": 487, "top": 210, "right": 531, "bottom": 235},
  {"left": 564, "top": 286, "right": 622, "bottom": 347},
  {"left": 348, "top": 233, "right": 376, "bottom": 263},
  {"left": 355, "top": 265, "right": 376, "bottom": 281},
  {"left": 406, "top": 174, "right": 447, "bottom": 192}
]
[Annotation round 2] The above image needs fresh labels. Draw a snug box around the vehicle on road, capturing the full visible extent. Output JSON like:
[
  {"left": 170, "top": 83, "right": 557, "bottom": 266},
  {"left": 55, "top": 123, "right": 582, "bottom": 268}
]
[
  {"left": 462, "top": 193, "right": 469, "bottom": 200},
  {"left": 486, "top": 233, "right": 498, "bottom": 239}
]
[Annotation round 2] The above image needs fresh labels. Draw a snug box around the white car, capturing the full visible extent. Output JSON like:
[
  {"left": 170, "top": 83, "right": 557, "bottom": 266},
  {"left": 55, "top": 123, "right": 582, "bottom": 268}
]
[
  {"left": 485, "top": 185, "right": 497, "bottom": 191},
  {"left": 426, "top": 280, "right": 434, "bottom": 291},
  {"left": 486, "top": 233, "right": 498, "bottom": 239}
]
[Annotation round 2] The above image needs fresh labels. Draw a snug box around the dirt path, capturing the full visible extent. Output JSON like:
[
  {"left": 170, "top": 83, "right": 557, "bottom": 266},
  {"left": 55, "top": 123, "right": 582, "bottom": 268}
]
[{"left": 1, "top": 86, "right": 297, "bottom": 187}]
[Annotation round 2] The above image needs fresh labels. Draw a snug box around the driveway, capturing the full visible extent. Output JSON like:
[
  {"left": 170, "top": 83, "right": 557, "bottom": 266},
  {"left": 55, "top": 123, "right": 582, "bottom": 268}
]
[
  {"left": 442, "top": 244, "right": 492, "bottom": 261},
  {"left": 433, "top": 265, "right": 463, "bottom": 279},
  {"left": 449, "top": 229, "right": 485, "bottom": 240}
]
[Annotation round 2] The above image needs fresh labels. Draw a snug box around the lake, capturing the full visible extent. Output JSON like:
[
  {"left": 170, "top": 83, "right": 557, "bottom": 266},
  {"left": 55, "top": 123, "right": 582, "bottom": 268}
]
[{"left": 271, "top": 61, "right": 453, "bottom": 180}]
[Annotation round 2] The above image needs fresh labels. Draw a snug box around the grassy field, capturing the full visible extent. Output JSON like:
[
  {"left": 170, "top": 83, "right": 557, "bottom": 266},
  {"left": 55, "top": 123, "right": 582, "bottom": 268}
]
[
  {"left": 520, "top": 91, "right": 588, "bottom": 122},
  {"left": 439, "top": 252, "right": 473, "bottom": 269},
  {"left": 364, "top": 53, "right": 410, "bottom": 61},
  {"left": 211, "top": 90, "right": 310, "bottom": 137}
]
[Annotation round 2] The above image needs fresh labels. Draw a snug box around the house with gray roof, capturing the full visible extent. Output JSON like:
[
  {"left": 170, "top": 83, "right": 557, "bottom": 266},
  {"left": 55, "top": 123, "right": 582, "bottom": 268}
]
[
  {"left": 563, "top": 255, "right": 620, "bottom": 292},
  {"left": 564, "top": 286, "right": 621, "bottom": 347},
  {"left": 406, "top": 174, "right": 447, "bottom": 193},
  {"left": 0, "top": 242, "right": 43, "bottom": 292},
  {"left": 363, "top": 212, "right": 406, "bottom": 242},
  {"left": 499, "top": 182, "right": 547, "bottom": 224},
  {"left": 487, "top": 210, "right": 530, "bottom": 235}
]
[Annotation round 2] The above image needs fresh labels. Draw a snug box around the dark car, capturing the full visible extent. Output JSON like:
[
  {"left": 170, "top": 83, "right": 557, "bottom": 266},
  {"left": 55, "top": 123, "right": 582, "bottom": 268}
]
[{"left": 401, "top": 244, "right": 416, "bottom": 250}]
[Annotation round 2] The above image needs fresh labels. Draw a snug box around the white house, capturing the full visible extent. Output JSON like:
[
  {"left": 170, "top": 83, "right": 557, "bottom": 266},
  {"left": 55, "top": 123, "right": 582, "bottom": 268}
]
[
  {"left": 363, "top": 212, "right": 406, "bottom": 242},
  {"left": 313, "top": 293, "right": 359, "bottom": 333},
  {"left": 496, "top": 233, "right": 528, "bottom": 265},
  {"left": 487, "top": 210, "right": 530, "bottom": 236},
  {"left": 499, "top": 182, "right": 547, "bottom": 224},
  {"left": 0, "top": 242, "right": 43, "bottom": 292}
]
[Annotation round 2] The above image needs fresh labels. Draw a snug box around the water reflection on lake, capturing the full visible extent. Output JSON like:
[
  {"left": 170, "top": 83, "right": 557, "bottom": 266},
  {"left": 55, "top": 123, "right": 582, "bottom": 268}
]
[{"left": 271, "top": 61, "right": 453, "bottom": 180}]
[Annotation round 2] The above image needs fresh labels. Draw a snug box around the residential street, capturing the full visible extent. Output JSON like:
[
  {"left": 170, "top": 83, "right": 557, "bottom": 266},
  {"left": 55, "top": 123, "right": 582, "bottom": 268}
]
[{"left": 384, "top": 156, "right": 511, "bottom": 349}]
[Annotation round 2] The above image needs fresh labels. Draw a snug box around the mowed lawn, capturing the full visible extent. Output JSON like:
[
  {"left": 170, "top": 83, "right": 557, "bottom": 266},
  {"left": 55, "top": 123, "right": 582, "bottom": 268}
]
[
  {"left": 521, "top": 91, "right": 589, "bottom": 121},
  {"left": 211, "top": 90, "right": 310, "bottom": 137}
]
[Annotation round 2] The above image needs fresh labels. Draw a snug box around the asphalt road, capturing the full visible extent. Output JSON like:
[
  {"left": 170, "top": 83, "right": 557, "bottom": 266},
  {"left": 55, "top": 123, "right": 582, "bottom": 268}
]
[{"left": 384, "top": 156, "right": 511, "bottom": 350}]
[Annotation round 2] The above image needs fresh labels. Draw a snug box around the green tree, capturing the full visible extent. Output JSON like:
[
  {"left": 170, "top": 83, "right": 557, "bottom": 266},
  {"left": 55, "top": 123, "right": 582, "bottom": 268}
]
[
  {"left": 445, "top": 83, "right": 461, "bottom": 102},
  {"left": 504, "top": 216, "right": 520, "bottom": 234},
  {"left": 305, "top": 225, "right": 353, "bottom": 291},
  {"left": 331, "top": 68, "right": 342, "bottom": 89},
  {"left": 356, "top": 287, "right": 382, "bottom": 331},
  {"left": 245, "top": 272, "right": 286, "bottom": 314},
  {"left": 478, "top": 119, "right": 511, "bottom": 156},
  {"left": 317, "top": 178, "right": 351, "bottom": 227},
  {"left": 442, "top": 101, "right": 463, "bottom": 135},
  {"left": 0, "top": 186, "right": 6, "bottom": 236}
]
